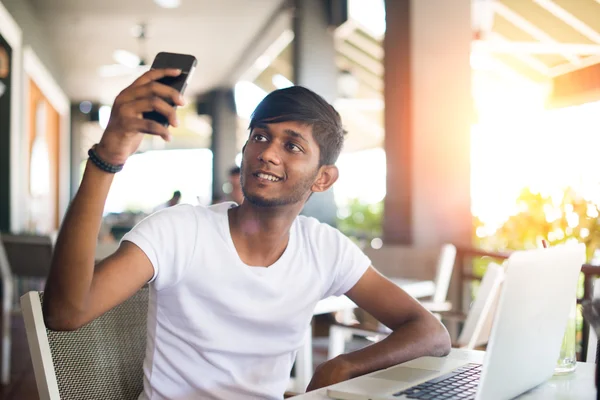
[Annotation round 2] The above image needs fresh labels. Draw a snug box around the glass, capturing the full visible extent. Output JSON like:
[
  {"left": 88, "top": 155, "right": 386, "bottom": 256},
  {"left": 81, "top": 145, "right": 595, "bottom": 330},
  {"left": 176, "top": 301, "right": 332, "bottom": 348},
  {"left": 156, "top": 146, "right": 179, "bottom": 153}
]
[{"left": 554, "top": 302, "right": 577, "bottom": 375}]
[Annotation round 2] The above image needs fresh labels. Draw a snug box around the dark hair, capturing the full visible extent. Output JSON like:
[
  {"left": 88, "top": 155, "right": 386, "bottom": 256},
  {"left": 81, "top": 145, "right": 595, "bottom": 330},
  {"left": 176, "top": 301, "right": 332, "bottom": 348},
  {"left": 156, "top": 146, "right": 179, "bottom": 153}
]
[
  {"left": 173, "top": 190, "right": 181, "bottom": 198},
  {"left": 249, "top": 86, "right": 345, "bottom": 166},
  {"left": 229, "top": 166, "right": 241, "bottom": 176}
]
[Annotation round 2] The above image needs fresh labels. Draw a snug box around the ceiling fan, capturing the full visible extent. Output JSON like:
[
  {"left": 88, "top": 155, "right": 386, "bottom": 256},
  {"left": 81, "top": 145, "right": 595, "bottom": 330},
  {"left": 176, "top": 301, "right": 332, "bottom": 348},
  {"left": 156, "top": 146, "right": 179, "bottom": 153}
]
[{"left": 98, "top": 23, "right": 151, "bottom": 78}]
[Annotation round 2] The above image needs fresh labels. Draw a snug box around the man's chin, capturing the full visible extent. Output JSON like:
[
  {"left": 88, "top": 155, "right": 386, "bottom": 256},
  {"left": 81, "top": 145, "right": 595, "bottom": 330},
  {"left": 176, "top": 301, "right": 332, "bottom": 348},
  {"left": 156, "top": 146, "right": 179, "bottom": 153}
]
[{"left": 244, "top": 194, "right": 284, "bottom": 208}]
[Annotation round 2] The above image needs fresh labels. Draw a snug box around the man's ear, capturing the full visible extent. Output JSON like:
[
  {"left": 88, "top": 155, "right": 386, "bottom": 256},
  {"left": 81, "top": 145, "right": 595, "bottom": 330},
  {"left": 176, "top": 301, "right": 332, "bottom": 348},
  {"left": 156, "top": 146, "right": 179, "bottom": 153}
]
[{"left": 311, "top": 165, "right": 339, "bottom": 193}]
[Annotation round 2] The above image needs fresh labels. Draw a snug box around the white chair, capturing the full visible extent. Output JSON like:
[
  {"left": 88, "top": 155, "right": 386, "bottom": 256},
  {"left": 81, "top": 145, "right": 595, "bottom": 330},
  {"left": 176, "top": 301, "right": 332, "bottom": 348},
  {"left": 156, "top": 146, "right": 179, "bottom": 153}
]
[
  {"left": 21, "top": 288, "right": 148, "bottom": 400},
  {"left": 453, "top": 262, "right": 505, "bottom": 349},
  {"left": 0, "top": 239, "right": 13, "bottom": 385},
  {"left": 420, "top": 243, "right": 457, "bottom": 313}
]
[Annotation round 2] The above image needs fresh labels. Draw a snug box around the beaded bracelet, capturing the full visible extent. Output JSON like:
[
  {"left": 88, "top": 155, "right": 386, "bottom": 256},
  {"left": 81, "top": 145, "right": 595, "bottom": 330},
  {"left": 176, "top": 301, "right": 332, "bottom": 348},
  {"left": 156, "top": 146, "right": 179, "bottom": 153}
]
[{"left": 88, "top": 144, "right": 125, "bottom": 173}]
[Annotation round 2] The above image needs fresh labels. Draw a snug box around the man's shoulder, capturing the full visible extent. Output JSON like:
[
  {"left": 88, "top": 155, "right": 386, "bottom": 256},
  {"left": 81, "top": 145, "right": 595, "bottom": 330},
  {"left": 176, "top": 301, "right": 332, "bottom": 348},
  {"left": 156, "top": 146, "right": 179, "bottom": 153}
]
[{"left": 295, "top": 215, "right": 346, "bottom": 243}]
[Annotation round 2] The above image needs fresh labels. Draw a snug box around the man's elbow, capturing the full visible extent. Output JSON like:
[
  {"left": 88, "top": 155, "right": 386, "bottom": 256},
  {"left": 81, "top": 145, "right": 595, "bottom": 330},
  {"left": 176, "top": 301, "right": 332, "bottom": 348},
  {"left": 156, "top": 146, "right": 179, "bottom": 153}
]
[
  {"left": 42, "top": 302, "right": 86, "bottom": 331},
  {"left": 428, "top": 317, "right": 452, "bottom": 357}
]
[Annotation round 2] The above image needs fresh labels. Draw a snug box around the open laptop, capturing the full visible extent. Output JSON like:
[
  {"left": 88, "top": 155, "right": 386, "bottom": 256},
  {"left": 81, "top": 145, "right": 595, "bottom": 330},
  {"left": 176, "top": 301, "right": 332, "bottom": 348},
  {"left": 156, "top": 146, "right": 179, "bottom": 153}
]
[{"left": 327, "top": 243, "right": 585, "bottom": 400}]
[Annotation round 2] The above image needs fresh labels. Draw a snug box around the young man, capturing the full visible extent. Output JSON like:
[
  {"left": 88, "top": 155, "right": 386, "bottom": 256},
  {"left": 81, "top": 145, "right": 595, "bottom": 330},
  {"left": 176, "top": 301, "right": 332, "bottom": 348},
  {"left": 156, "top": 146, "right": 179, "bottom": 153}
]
[{"left": 43, "top": 69, "right": 450, "bottom": 400}]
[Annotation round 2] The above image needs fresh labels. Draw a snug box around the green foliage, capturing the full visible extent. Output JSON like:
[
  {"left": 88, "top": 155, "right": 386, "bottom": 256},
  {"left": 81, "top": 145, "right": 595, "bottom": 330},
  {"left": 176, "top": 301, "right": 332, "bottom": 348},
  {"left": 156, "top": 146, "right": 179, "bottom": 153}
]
[
  {"left": 336, "top": 198, "right": 384, "bottom": 241},
  {"left": 475, "top": 187, "right": 599, "bottom": 301},
  {"left": 476, "top": 187, "right": 600, "bottom": 259}
]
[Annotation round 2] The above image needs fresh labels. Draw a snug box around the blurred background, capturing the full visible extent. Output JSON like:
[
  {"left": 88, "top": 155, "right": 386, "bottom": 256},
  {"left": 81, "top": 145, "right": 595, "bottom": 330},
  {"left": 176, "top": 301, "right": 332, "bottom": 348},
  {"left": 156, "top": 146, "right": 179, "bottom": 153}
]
[{"left": 3, "top": 0, "right": 600, "bottom": 397}]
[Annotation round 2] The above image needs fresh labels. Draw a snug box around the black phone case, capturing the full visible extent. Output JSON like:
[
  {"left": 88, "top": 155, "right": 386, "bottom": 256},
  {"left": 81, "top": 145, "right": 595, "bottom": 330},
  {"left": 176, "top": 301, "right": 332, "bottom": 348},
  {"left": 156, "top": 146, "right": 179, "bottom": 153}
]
[{"left": 143, "top": 52, "right": 197, "bottom": 127}]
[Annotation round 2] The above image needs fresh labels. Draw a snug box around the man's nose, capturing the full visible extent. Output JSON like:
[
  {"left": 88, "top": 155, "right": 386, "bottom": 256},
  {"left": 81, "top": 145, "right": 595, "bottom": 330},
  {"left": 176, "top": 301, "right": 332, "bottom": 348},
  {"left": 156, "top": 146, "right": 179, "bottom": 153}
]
[{"left": 258, "top": 142, "right": 282, "bottom": 166}]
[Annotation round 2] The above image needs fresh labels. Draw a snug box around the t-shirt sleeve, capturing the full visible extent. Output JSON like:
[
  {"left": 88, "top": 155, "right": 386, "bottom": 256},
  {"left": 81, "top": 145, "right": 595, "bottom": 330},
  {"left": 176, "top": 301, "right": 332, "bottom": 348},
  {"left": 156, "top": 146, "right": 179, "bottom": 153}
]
[
  {"left": 121, "top": 204, "right": 198, "bottom": 291},
  {"left": 312, "top": 221, "right": 372, "bottom": 298}
]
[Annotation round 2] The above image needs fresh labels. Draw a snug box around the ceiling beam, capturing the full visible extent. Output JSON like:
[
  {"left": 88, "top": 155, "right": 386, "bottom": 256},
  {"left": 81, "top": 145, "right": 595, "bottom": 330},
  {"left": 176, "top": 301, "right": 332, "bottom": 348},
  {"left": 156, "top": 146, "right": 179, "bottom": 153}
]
[
  {"left": 336, "top": 55, "right": 383, "bottom": 93},
  {"left": 487, "top": 33, "right": 550, "bottom": 75},
  {"left": 472, "top": 0, "right": 497, "bottom": 39},
  {"left": 532, "top": 0, "right": 600, "bottom": 44},
  {"left": 493, "top": 2, "right": 580, "bottom": 65},
  {"left": 473, "top": 40, "right": 600, "bottom": 55},
  {"left": 345, "top": 32, "right": 384, "bottom": 60},
  {"left": 238, "top": 29, "right": 294, "bottom": 84},
  {"left": 550, "top": 54, "right": 600, "bottom": 76},
  {"left": 337, "top": 42, "right": 384, "bottom": 76},
  {"left": 335, "top": 18, "right": 358, "bottom": 40}
]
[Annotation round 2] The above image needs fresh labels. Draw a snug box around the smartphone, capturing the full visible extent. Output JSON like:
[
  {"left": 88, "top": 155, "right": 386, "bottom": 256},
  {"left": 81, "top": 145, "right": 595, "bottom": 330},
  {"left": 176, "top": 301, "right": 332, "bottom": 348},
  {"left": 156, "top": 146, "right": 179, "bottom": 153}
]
[{"left": 143, "top": 52, "right": 197, "bottom": 126}]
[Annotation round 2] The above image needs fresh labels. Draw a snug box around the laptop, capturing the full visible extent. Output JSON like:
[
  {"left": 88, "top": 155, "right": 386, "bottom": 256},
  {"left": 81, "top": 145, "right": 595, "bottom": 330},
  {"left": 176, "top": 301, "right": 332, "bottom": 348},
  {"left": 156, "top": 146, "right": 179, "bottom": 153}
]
[{"left": 326, "top": 243, "right": 585, "bottom": 400}]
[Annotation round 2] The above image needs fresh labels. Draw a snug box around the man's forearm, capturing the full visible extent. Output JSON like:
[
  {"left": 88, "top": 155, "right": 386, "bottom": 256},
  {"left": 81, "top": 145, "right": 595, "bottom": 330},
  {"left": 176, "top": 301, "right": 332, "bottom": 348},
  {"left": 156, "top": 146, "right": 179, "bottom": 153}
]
[
  {"left": 338, "top": 314, "right": 451, "bottom": 379},
  {"left": 43, "top": 161, "right": 114, "bottom": 329}
]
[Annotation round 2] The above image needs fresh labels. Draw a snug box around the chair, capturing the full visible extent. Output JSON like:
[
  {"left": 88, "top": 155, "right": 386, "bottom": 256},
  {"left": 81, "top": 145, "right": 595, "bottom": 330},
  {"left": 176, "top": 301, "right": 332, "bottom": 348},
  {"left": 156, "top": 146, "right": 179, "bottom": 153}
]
[
  {"left": 363, "top": 243, "right": 457, "bottom": 313},
  {"left": 327, "top": 262, "right": 504, "bottom": 359},
  {"left": 0, "top": 233, "right": 54, "bottom": 385},
  {"left": 451, "top": 262, "right": 505, "bottom": 349},
  {"left": 327, "top": 244, "right": 457, "bottom": 359},
  {"left": 21, "top": 288, "right": 148, "bottom": 400}
]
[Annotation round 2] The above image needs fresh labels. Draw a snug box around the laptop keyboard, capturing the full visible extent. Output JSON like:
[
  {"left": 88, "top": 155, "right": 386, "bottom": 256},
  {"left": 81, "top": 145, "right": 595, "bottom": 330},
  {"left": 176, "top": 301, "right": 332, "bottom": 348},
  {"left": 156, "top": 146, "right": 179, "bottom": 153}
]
[{"left": 393, "top": 363, "right": 482, "bottom": 399}]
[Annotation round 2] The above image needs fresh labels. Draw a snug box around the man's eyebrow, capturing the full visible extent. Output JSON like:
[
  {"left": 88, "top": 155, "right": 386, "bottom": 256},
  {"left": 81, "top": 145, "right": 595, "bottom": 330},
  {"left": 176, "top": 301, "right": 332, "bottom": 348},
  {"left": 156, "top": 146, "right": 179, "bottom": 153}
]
[
  {"left": 284, "top": 129, "right": 308, "bottom": 143},
  {"left": 253, "top": 123, "right": 271, "bottom": 133}
]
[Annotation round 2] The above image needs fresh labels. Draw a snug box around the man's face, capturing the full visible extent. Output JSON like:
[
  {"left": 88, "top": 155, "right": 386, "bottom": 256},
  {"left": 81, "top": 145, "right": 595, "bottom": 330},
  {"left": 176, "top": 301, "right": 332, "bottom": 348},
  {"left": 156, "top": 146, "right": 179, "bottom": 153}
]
[{"left": 240, "top": 121, "right": 320, "bottom": 208}]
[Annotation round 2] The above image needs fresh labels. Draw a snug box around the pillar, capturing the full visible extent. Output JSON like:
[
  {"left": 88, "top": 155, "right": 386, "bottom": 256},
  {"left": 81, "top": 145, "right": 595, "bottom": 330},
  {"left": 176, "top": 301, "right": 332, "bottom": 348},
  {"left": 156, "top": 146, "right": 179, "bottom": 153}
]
[
  {"left": 292, "top": 0, "right": 343, "bottom": 226},
  {"left": 207, "top": 89, "right": 238, "bottom": 203},
  {"left": 383, "top": 0, "right": 473, "bottom": 247}
]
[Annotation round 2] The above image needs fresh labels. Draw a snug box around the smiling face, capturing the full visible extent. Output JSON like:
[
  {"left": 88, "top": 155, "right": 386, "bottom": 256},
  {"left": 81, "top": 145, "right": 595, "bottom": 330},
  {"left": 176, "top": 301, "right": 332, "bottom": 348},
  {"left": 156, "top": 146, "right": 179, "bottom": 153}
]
[{"left": 240, "top": 121, "right": 323, "bottom": 208}]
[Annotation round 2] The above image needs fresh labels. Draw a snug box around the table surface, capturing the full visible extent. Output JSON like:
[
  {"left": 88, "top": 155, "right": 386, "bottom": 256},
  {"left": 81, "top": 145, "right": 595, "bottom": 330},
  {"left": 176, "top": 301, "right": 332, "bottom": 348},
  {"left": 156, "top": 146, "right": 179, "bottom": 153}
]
[{"left": 292, "top": 349, "right": 597, "bottom": 399}]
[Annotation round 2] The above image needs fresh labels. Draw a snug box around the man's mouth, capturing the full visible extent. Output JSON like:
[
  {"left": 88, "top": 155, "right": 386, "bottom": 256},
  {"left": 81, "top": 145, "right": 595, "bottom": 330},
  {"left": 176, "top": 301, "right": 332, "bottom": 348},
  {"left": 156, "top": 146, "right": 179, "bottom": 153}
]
[{"left": 255, "top": 172, "right": 282, "bottom": 182}]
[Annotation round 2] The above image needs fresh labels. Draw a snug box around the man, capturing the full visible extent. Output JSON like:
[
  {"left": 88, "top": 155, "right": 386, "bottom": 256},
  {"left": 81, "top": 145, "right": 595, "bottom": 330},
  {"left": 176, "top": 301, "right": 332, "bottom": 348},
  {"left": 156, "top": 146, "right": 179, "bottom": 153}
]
[
  {"left": 43, "top": 69, "right": 450, "bottom": 400},
  {"left": 227, "top": 166, "right": 243, "bottom": 205},
  {"left": 153, "top": 190, "right": 181, "bottom": 212}
]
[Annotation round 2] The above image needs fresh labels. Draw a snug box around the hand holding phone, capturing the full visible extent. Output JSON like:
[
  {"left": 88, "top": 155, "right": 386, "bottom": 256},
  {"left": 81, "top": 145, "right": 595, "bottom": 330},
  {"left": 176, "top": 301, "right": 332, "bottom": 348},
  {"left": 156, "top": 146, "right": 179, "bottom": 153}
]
[
  {"left": 143, "top": 52, "right": 197, "bottom": 126},
  {"left": 95, "top": 52, "right": 196, "bottom": 165}
]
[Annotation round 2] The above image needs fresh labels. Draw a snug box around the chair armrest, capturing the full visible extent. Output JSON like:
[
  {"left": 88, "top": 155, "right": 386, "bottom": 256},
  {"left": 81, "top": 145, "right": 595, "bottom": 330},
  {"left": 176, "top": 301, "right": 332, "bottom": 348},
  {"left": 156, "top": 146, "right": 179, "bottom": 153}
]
[
  {"left": 331, "top": 321, "right": 391, "bottom": 336},
  {"left": 421, "top": 301, "right": 453, "bottom": 313}
]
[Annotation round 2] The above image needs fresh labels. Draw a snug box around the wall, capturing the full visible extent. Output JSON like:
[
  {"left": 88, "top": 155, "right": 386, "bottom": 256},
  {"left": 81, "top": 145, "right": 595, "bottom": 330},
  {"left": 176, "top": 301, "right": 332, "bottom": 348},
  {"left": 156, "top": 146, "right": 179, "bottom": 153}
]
[
  {"left": 28, "top": 78, "right": 60, "bottom": 231},
  {"left": 1, "top": 0, "right": 62, "bottom": 86},
  {"left": 0, "top": 32, "right": 12, "bottom": 231}
]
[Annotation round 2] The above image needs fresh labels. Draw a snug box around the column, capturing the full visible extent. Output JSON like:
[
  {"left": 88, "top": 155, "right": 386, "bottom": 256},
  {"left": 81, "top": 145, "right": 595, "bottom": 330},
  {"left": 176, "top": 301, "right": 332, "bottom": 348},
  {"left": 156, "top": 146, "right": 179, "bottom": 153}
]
[
  {"left": 383, "top": 0, "right": 473, "bottom": 247},
  {"left": 207, "top": 89, "right": 238, "bottom": 203},
  {"left": 292, "top": 0, "right": 342, "bottom": 226}
]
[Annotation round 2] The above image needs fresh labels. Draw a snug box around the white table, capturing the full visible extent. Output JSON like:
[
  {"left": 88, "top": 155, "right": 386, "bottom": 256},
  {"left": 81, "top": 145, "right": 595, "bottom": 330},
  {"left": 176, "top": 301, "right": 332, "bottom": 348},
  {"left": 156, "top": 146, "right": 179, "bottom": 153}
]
[
  {"left": 293, "top": 349, "right": 597, "bottom": 399},
  {"left": 293, "top": 279, "right": 436, "bottom": 393}
]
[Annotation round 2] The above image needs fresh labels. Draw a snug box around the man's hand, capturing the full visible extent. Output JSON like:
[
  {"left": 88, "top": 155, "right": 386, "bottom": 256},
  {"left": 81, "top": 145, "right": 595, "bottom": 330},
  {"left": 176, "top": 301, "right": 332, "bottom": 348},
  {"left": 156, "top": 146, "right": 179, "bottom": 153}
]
[
  {"left": 306, "top": 356, "right": 354, "bottom": 392},
  {"left": 95, "top": 68, "right": 185, "bottom": 165}
]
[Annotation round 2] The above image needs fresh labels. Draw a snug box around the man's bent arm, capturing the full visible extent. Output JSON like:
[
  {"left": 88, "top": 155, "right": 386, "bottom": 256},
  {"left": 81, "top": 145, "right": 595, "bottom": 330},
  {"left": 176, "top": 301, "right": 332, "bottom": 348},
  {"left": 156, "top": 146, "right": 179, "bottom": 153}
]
[
  {"left": 307, "top": 267, "right": 451, "bottom": 390},
  {"left": 43, "top": 68, "right": 184, "bottom": 330}
]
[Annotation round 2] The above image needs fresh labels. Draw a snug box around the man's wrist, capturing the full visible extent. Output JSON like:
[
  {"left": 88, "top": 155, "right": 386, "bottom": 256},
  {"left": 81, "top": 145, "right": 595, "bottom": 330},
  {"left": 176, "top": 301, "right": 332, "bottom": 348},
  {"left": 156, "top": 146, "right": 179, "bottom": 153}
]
[{"left": 95, "top": 142, "right": 128, "bottom": 166}]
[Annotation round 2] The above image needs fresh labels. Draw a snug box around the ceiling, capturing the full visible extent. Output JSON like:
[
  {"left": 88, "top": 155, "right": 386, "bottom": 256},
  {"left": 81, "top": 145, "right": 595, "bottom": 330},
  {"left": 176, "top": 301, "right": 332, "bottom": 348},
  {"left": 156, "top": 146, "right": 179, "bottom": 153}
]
[
  {"left": 473, "top": 0, "right": 600, "bottom": 83},
  {"left": 27, "top": 0, "right": 287, "bottom": 103}
]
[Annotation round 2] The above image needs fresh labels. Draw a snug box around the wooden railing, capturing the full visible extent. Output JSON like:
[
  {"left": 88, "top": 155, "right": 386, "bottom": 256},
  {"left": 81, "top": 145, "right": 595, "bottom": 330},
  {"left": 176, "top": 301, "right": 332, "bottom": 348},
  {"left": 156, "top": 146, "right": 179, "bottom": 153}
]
[{"left": 453, "top": 246, "right": 600, "bottom": 362}]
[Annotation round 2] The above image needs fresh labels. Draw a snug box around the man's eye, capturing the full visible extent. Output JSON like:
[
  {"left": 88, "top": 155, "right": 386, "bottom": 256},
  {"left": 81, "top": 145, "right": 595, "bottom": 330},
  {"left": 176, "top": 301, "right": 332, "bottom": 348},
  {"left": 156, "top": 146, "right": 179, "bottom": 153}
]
[
  {"left": 253, "top": 134, "right": 267, "bottom": 142},
  {"left": 287, "top": 143, "right": 302, "bottom": 152}
]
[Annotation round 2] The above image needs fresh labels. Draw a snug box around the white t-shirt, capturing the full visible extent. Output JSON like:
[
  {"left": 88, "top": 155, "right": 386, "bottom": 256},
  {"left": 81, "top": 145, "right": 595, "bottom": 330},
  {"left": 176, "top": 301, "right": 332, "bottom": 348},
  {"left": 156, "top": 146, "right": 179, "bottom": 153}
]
[{"left": 122, "top": 202, "right": 371, "bottom": 400}]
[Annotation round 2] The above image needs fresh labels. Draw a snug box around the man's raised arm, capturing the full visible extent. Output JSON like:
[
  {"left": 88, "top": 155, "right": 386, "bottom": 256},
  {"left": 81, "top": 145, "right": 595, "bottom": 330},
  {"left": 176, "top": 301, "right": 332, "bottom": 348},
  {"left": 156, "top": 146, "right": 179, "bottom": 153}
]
[{"left": 43, "top": 68, "right": 185, "bottom": 330}]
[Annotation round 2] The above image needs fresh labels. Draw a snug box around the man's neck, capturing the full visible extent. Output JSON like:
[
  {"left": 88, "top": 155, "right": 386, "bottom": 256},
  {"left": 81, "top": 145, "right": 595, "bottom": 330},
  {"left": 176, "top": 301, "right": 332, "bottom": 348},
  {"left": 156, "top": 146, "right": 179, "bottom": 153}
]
[{"left": 227, "top": 201, "right": 303, "bottom": 267}]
